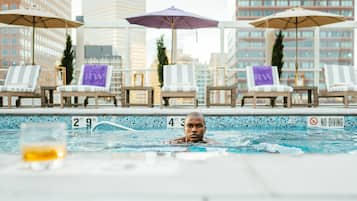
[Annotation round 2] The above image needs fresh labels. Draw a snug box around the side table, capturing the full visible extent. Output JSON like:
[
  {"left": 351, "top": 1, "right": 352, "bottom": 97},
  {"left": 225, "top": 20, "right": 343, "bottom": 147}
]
[
  {"left": 206, "top": 86, "right": 236, "bottom": 107},
  {"left": 121, "top": 86, "right": 154, "bottom": 107},
  {"left": 291, "top": 86, "right": 318, "bottom": 107},
  {"left": 41, "top": 86, "right": 57, "bottom": 107}
]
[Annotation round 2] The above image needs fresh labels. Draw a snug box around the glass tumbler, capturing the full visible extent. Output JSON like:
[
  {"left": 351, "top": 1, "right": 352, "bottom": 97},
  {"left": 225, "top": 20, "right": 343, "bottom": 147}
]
[{"left": 20, "top": 122, "right": 67, "bottom": 170}]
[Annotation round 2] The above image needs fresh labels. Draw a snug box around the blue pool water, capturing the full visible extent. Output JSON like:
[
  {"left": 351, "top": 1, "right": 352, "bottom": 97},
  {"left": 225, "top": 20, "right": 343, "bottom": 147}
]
[{"left": 1, "top": 128, "right": 357, "bottom": 154}]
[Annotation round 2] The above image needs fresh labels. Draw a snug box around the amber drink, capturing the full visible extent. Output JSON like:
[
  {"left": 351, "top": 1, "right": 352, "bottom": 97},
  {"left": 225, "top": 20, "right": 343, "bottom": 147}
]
[{"left": 20, "top": 123, "right": 67, "bottom": 170}]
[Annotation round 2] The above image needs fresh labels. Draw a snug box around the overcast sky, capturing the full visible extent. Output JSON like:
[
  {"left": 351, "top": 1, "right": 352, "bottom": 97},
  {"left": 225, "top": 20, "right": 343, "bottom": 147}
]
[{"left": 72, "top": 0, "right": 235, "bottom": 64}]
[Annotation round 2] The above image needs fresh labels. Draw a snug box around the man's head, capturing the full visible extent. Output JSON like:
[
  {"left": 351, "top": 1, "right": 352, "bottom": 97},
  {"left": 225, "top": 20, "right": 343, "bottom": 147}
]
[{"left": 184, "top": 112, "right": 206, "bottom": 143}]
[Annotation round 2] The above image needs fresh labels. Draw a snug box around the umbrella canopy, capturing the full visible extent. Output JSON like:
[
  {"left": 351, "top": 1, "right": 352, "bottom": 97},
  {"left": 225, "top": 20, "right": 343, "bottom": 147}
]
[
  {"left": 249, "top": 7, "right": 345, "bottom": 83},
  {"left": 126, "top": 6, "right": 218, "bottom": 63},
  {"left": 0, "top": 8, "right": 83, "bottom": 64}
]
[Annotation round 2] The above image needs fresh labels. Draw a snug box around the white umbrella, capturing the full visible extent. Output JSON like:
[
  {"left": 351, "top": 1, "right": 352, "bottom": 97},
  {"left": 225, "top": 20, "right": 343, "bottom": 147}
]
[
  {"left": 250, "top": 7, "right": 345, "bottom": 82},
  {"left": 0, "top": 7, "right": 83, "bottom": 64}
]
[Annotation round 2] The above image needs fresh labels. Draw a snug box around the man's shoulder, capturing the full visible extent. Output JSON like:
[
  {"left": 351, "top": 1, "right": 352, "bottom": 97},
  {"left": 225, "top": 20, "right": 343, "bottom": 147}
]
[{"left": 168, "top": 137, "right": 186, "bottom": 144}]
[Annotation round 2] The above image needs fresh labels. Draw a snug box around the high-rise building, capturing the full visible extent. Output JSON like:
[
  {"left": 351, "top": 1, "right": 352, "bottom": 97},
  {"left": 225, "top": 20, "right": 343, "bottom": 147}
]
[
  {"left": 0, "top": 0, "right": 72, "bottom": 86},
  {"left": 82, "top": 0, "right": 146, "bottom": 69},
  {"left": 231, "top": 0, "right": 355, "bottom": 90}
]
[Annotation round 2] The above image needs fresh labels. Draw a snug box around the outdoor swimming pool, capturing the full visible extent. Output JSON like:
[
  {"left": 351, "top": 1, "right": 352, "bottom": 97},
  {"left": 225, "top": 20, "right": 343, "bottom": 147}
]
[{"left": 1, "top": 128, "right": 357, "bottom": 154}]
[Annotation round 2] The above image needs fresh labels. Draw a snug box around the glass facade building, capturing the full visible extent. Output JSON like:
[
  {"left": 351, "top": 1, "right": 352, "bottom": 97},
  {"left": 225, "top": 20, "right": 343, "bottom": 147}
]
[
  {"left": 231, "top": 0, "right": 355, "bottom": 91},
  {"left": 0, "top": 0, "right": 72, "bottom": 86}
]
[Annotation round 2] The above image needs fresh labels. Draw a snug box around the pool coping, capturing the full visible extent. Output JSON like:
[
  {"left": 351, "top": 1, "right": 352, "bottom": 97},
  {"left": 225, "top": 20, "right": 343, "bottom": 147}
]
[{"left": 1, "top": 107, "right": 357, "bottom": 116}]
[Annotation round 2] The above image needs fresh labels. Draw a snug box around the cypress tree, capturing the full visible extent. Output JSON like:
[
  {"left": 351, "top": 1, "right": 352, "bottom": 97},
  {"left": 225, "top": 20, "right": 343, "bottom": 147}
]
[
  {"left": 271, "top": 30, "right": 284, "bottom": 79},
  {"left": 156, "top": 35, "right": 169, "bottom": 87},
  {"left": 61, "top": 34, "right": 74, "bottom": 85}
]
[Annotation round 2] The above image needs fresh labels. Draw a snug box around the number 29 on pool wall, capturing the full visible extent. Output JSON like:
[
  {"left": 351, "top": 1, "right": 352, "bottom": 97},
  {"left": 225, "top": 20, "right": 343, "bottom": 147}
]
[
  {"left": 167, "top": 116, "right": 185, "bottom": 129},
  {"left": 72, "top": 116, "right": 98, "bottom": 129}
]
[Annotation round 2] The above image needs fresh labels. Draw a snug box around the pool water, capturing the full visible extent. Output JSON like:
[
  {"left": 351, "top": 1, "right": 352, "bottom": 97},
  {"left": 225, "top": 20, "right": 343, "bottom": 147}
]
[{"left": 1, "top": 128, "right": 357, "bottom": 154}]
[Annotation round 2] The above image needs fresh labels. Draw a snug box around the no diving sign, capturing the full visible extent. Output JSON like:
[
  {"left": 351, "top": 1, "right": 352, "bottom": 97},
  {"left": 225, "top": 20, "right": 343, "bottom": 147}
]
[{"left": 307, "top": 116, "right": 344, "bottom": 129}]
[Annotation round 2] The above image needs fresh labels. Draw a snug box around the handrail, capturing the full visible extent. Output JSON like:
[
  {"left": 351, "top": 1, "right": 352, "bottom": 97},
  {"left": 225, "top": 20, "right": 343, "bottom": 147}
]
[{"left": 91, "top": 121, "right": 137, "bottom": 132}]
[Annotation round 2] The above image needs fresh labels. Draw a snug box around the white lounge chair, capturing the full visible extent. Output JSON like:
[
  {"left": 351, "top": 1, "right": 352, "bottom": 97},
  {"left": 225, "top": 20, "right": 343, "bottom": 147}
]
[
  {"left": 242, "top": 65, "right": 292, "bottom": 108},
  {"left": 57, "top": 64, "right": 117, "bottom": 108},
  {"left": 0, "top": 65, "right": 41, "bottom": 108},
  {"left": 321, "top": 64, "right": 357, "bottom": 107},
  {"left": 160, "top": 63, "right": 198, "bottom": 107}
]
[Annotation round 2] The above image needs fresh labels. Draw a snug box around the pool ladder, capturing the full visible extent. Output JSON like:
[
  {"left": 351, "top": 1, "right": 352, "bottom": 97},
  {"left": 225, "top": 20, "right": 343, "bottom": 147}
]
[{"left": 91, "top": 121, "right": 137, "bottom": 132}]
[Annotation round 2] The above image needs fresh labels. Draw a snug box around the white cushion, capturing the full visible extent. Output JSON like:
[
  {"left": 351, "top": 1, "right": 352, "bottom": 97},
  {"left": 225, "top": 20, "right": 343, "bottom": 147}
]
[
  {"left": 162, "top": 85, "right": 197, "bottom": 92},
  {"left": 4, "top": 86, "right": 34, "bottom": 92},
  {"left": 0, "top": 86, "right": 6, "bottom": 92},
  {"left": 57, "top": 85, "right": 108, "bottom": 92},
  {"left": 329, "top": 85, "right": 357, "bottom": 92},
  {"left": 3, "top": 65, "right": 40, "bottom": 92},
  {"left": 250, "top": 85, "right": 293, "bottom": 92}
]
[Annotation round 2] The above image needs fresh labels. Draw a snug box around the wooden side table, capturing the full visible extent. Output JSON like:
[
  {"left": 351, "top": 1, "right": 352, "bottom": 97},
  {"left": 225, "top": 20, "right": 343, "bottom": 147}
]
[
  {"left": 206, "top": 86, "right": 236, "bottom": 107},
  {"left": 292, "top": 86, "right": 318, "bottom": 107},
  {"left": 121, "top": 86, "right": 154, "bottom": 107},
  {"left": 41, "top": 86, "right": 57, "bottom": 107}
]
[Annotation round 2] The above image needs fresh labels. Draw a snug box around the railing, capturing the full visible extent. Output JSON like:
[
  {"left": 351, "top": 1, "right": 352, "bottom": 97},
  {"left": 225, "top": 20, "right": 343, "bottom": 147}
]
[{"left": 0, "top": 65, "right": 356, "bottom": 106}]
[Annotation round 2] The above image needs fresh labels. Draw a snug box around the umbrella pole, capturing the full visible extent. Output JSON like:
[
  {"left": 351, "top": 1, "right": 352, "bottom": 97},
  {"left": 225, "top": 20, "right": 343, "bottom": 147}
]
[
  {"left": 32, "top": 19, "right": 35, "bottom": 65},
  {"left": 294, "top": 17, "right": 299, "bottom": 86},
  {"left": 170, "top": 20, "right": 176, "bottom": 64}
]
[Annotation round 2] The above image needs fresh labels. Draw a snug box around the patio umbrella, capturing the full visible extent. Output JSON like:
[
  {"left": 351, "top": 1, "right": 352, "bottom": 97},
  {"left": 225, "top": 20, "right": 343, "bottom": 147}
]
[
  {"left": 249, "top": 7, "right": 345, "bottom": 83},
  {"left": 0, "top": 7, "right": 83, "bottom": 64},
  {"left": 126, "top": 6, "right": 218, "bottom": 63}
]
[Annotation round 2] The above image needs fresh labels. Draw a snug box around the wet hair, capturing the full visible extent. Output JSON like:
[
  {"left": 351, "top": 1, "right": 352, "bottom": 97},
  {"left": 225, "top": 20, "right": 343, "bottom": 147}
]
[{"left": 185, "top": 112, "right": 206, "bottom": 126}]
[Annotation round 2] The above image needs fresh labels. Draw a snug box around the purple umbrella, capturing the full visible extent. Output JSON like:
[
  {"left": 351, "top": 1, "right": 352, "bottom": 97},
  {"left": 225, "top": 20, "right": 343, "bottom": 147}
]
[{"left": 126, "top": 6, "right": 218, "bottom": 63}]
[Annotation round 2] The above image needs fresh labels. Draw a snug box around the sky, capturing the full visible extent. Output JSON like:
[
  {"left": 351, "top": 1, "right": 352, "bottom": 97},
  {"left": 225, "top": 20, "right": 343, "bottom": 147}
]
[{"left": 71, "top": 0, "right": 235, "bottom": 65}]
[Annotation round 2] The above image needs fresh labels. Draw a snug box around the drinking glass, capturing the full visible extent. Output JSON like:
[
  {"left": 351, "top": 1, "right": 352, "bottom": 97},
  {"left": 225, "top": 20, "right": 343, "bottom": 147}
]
[{"left": 20, "top": 122, "right": 67, "bottom": 170}]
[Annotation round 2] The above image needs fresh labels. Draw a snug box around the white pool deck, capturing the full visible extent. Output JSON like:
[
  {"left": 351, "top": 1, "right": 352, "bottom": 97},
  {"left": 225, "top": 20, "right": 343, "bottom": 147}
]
[
  {"left": 0, "top": 153, "right": 356, "bottom": 201},
  {"left": 0, "top": 106, "right": 357, "bottom": 201}
]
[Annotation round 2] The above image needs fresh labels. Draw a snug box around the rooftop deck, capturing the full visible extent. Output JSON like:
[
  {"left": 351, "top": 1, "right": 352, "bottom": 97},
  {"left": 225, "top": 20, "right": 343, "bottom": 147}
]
[{"left": 0, "top": 153, "right": 356, "bottom": 201}]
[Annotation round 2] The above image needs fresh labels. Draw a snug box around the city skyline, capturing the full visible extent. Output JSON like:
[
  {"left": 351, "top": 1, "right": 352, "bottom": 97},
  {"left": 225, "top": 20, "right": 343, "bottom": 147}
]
[{"left": 71, "top": 0, "right": 234, "bottom": 65}]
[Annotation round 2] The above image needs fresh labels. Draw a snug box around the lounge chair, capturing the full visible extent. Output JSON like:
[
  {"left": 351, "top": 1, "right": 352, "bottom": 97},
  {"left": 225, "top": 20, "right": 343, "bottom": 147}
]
[
  {"left": 0, "top": 65, "right": 41, "bottom": 108},
  {"left": 320, "top": 64, "right": 357, "bottom": 107},
  {"left": 160, "top": 63, "right": 198, "bottom": 107},
  {"left": 242, "top": 65, "right": 292, "bottom": 108},
  {"left": 57, "top": 64, "right": 117, "bottom": 108}
]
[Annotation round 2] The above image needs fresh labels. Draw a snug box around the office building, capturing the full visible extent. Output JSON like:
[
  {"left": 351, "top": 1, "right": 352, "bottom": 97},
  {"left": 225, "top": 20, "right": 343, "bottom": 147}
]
[
  {"left": 0, "top": 0, "right": 72, "bottom": 86},
  {"left": 231, "top": 0, "right": 354, "bottom": 90},
  {"left": 82, "top": 0, "right": 146, "bottom": 69}
]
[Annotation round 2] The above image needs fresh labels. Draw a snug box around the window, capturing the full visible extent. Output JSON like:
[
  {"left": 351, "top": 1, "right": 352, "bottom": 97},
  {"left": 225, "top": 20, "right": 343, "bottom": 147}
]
[
  {"left": 316, "top": 1, "right": 327, "bottom": 6},
  {"left": 2, "top": 49, "right": 8, "bottom": 55},
  {"left": 302, "top": 0, "right": 313, "bottom": 6},
  {"left": 238, "top": 10, "right": 249, "bottom": 17},
  {"left": 1, "top": 4, "right": 8, "bottom": 10},
  {"left": 290, "top": 0, "right": 300, "bottom": 6},
  {"left": 264, "top": 0, "right": 274, "bottom": 6},
  {"left": 11, "top": 4, "right": 17, "bottom": 9},
  {"left": 251, "top": 0, "right": 262, "bottom": 6},
  {"left": 328, "top": 0, "right": 340, "bottom": 6},
  {"left": 341, "top": 10, "right": 352, "bottom": 17},
  {"left": 276, "top": 1, "right": 288, "bottom": 6},
  {"left": 238, "top": 0, "right": 250, "bottom": 6},
  {"left": 264, "top": 10, "right": 273, "bottom": 16},
  {"left": 341, "top": 0, "right": 353, "bottom": 6},
  {"left": 251, "top": 10, "right": 262, "bottom": 17}
]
